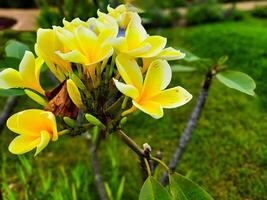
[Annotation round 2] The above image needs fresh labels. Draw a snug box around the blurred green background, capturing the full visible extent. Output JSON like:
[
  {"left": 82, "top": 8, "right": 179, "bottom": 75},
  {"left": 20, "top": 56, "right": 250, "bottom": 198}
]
[{"left": 1, "top": 0, "right": 267, "bottom": 199}]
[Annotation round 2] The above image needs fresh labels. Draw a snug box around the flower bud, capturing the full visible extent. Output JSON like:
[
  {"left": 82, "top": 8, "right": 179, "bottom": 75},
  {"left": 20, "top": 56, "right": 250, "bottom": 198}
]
[
  {"left": 85, "top": 114, "right": 105, "bottom": 129},
  {"left": 66, "top": 79, "right": 84, "bottom": 108},
  {"left": 25, "top": 89, "right": 48, "bottom": 106},
  {"left": 63, "top": 117, "right": 77, "bottom": 128}
]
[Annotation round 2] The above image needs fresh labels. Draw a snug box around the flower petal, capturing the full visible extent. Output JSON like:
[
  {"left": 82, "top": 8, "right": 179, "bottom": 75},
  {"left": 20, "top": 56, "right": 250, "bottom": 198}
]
[
  {"left": 9, "top": 135, "right": 40, "bottom": 154},
  {"left": 125, "top": 43, "right": 151, "bottom": 57},
  {"left": 19, "top": 51, "right": 44, "bottom": 94},
  {"left": 35, "top": 130, "right": 51, "bottom": 156},
  {"left": 140, "top": 36, "right": 167, "bottom": 58},
  {"left": 113, "top": 79, "right": 139, "bottom": 99},
  {"left": 133, "top": 100, "right": 163, "bottom": 119},
  {"left": 116, "top": 54, "right": 143, "bottom": 91},
  {"left": 74, "top": 26, "right": 97, "bottom": 55},
  {"left": 0, "top": 68, "right": 24, "bottom": 89},
  {"left": 125, "top": 19, "right": 147, "bottom": 49},
  {"left": 150, "top": 86, "right": 192, "bottom": 108},
  {"left": 157, "top": 47, "right": 185, "bottom": 60},
  {"left": 56, "top": 50, "right": 88, "bottom": 64},
  {"left": 141, "top": 59, "right": 172, "bottom": 99},
  {"left": 67, "top": 79, "right": 84, "bottom": 108}
]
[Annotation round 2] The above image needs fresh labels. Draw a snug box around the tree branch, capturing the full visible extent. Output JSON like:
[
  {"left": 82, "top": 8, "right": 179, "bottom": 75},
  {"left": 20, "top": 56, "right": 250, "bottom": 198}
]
[
  {"left": 86, "top": 133, "right": 109, "bottom": 200},
  {"left": 161, "top": 70, "right": 214, "bottom": 186},
  {"left": 0, "top": 97, "right": 18, "bottom": 133}
]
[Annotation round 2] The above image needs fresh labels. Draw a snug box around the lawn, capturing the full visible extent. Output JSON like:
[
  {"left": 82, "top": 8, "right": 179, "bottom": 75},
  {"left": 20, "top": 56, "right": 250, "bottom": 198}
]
[{"left": 1, "top": 18, "right": 267, "bottom": 200}]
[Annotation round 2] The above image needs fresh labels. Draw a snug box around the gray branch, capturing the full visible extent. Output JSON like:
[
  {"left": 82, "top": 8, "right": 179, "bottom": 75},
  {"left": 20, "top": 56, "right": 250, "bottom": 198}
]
[
  {"left": 86, "top": 134, "right": 109, "bottom": 200},
  {"left": 161, "top": 70, "right": 213, "bottom": 186},
  {"left": 0, "top": 96, "right": 18, "bottom": 133}
]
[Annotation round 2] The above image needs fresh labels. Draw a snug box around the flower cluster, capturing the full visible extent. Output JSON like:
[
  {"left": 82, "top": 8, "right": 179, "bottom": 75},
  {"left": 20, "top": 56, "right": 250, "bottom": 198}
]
[{"left": 0, "top": 4, "right": 192, "bottom": 155}]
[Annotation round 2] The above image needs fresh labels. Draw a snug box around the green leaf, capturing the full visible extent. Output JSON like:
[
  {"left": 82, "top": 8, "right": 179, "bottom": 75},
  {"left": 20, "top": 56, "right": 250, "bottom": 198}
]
[
  {"left": 0, "top": 88, "right": 25, "bottom": 97},
  {"left": 216, "top": 70, "right": 256, "bottom": 96},
  {"left": 139, "top": 176, "right": 172, "bottom": 200},
  {"left": 182, "top": 50, "right": 201, "bottom": 62},
  {"left": 169, "top": 173, "right": 214, "bottom": 200},
  {"left": 0, "top": 57, "right": 21, "bottom": 69},
  {"left": 172, "top": 65, "right": 196, "bottom": 72},
  {"left": 5, "top": 40, "right": 29, "bottom": 59}
]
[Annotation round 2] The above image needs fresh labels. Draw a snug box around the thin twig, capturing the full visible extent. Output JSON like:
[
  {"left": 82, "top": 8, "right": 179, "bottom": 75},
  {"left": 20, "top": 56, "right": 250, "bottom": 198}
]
[
  {"left": 0, "top": 96, "right": 18, "bottom": 133},
  {"left": 161, "top": 70, "right": 214, "bottom": 186}
]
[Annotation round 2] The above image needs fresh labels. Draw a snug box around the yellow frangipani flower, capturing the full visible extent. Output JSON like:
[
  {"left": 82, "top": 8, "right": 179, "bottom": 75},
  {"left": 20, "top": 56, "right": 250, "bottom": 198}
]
[
  {"left": 107, "top": 4, "right": 141, "bottom": 28},
  {"left": 35, "top": 28, "right": 72, "bottom": 81},
  {"left": 87, "top": 11, "right": 118, "bottom": 38},
  {"left": 7, "top": 109, "right": 58, "bottom": 156},
  {"left": 63, "top": 18, "right": 90, "bottom": 31},
  {"left": 114, "top": 18, "right": 167, "bottom": 58},
  {"left": 0, "top": 51, "right": 45, "bottom": 95},
  {"left": 66, "top": 79, "right": 84, "bottom": 108},
  {"left": 114, "top": 55, "right": 192, "bottom": 119},
  {"left": 53, "top": 25, "right": 114, "bottom": 67},
  {"left": 142, "top": 47, "right": 186, "bottom": 72}
]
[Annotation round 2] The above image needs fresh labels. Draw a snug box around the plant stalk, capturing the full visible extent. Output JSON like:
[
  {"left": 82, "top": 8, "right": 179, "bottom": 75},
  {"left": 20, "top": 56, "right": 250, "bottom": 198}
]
[{"left": 161, "top": 69, "right": 214, "bottom": 186}]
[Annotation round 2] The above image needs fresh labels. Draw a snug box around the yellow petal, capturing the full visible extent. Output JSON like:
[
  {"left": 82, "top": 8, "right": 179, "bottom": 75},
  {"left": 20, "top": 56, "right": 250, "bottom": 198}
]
[
  {"left": 125, "top": 19, "right": 147, "bottom": 49},
  {"left": 133, "top": 100, "right": 163, "bottom": 119},
  {"left": 140, "top": 36, "right": 167, "bottom": 58},
  {"left": 0, "top": 68, "right": 24, "bottom": 89},
  {"left": 54, "top": 26, "right": 77, "bottom": 50},
  {"left": 9, "top": 135, "right": 40, "bottom": 154},
  {"left": 19, "top": 51, "right": 45, "bottom": 94},
  {"left": 74, "top": 26, "right": 97, "bottom": 55},
  {"left": 149, "top": 86, "right": 192, "bottom": 108},
  {"left": 113, "top": 79, "right": 139, "bottom": 99},
  {"left": 92, "top": 44, "right": 113, "bottom": 65},
  {"left": 56, "top": 50, "right": 88, "bottom": 64},
  {"left": 116, "top": 54, "right": 143, "bottom": 91},
  {"left": 157, "top": 47, "right": 185, "bottom": 60},
  {"left": 35, "top": 130, "right": 51, "bottom": 156},
  {"left": 126, "top": 43, "right": 151, "bottom": 57},
  {"left": 67, "top": 79, "right": 83, "bottom": 108},
  {"left": 141, "top": 60, "right": 172, "bottom": 99}
]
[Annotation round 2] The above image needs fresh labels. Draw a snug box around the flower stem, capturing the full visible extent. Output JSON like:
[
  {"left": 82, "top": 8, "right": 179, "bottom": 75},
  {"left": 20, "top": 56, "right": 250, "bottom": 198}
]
[
  {"left": 121, "top": 105, "right": 136, "bottom": 117},
  {"left": 116, "top": 129, "right": 144, "bottom": 157},
  {"left": 150, "top": 156, "right": 170, "bottom": 173},
  {"left": 144, "top": 158, "right": 151, "bottom": 176}
]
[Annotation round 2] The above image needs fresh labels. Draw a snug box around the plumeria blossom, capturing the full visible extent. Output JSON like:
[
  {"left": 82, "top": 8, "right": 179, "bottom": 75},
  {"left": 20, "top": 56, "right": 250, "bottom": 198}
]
[
  {"left": 0, "top": 51, "right": 45, "bottom": 95},
  {"left": 35, "top": 28, "right": 71, "bottom": 81},
  {"left": 63, "top": 18, "right": 90, "bottom": 31},
  {"left": 107, "top": 4, "right": 142, "bottom": 28},
  {"left": 142, "top": 47, "right": 186, "bottom": 72},
  {"left": 88, "top": 10, "right": 119, "bottom": 38},
  {"left": 7, "top": 109, "right": 58, "bottom": 155},
  {"left": 114, "top": 17, "right": 166, "bottom": 58},
  {"left": 53, "top": 25, "right": 114, "bottom": 72},
  {"left": 114, "top": 55, "right": 192, "bottom": 118}
]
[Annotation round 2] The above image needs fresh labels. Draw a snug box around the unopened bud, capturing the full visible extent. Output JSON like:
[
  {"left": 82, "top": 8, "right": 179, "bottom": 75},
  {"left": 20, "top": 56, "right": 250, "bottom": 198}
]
[
  {"left": 120, "top": 117, "right": 127, "bottom": 125},
  {"left": 25, "top": 89, "right": 48, "bottom": 106},
  {"left": 85, "top": 114, "right": 106, "bottom": 129},
  {"left": 63, "top": 117, "right": 77, "bottom": 128}
]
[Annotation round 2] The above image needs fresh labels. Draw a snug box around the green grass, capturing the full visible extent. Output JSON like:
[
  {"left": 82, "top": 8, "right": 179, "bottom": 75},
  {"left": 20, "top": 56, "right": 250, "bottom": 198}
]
[{"left": 1, "top": 18, "right": 267, "bottom": 199}]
